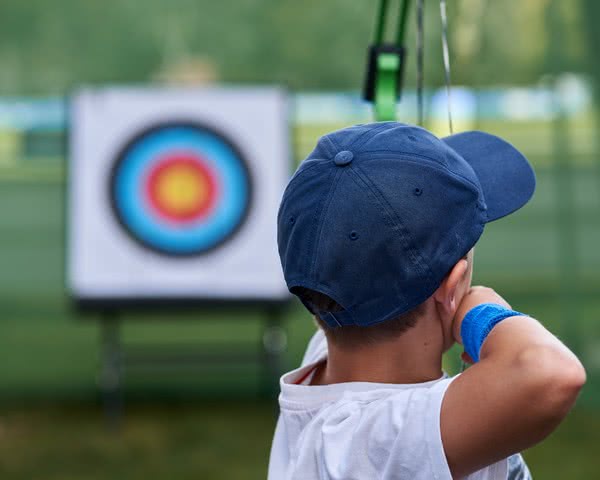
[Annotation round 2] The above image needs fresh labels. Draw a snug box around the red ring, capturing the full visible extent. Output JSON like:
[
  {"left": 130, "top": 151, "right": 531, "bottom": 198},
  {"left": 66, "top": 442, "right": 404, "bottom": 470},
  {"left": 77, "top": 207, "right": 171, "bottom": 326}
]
[{"left": 145, "top": 153, "right": 218, "bottom": 223}]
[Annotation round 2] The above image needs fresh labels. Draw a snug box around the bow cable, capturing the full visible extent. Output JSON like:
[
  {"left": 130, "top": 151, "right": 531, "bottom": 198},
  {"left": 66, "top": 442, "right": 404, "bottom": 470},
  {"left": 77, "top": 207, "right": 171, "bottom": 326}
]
[
  {"left": 416, "top": 0, "right": 425, "bottom": 126},
  {"left": 440, "top": 0, "right": 454, "bottom": 134}
]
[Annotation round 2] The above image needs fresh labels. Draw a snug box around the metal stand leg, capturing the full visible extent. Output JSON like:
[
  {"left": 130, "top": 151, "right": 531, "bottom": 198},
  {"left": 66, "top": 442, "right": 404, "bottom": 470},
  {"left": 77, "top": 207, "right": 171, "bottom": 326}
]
[
  {"left": 100, "top": 312, "right": 122, "bottom": 430},
  {"left": 261, "top": 308, "right": 287, "bottom": 404},
  {"left": 95, "top": 307, "right": 289, "bottom": 424}
]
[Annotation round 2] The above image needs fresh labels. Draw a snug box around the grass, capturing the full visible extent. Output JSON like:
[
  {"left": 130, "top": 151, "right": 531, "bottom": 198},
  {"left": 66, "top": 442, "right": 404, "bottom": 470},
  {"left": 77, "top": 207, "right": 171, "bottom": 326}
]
[
  {"left": 0, "top": 403, "right": 598, "bottom": 480},
  {"left": 0, "top": 402, "right": 277, "bottom": 480}
]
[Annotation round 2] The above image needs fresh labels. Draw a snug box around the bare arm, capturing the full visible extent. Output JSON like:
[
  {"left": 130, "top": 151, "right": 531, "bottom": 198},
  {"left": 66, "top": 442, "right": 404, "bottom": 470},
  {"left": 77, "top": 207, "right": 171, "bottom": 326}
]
[{"left": 441, "top": 287, "right": 586, "bottom": 479}]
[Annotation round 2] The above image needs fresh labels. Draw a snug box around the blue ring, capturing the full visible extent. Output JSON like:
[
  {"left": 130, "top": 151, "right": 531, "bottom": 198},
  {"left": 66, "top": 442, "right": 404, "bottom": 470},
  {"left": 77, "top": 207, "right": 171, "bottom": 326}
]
[{"left": 110, "top": 123, "right": 251, "bottom": 256}]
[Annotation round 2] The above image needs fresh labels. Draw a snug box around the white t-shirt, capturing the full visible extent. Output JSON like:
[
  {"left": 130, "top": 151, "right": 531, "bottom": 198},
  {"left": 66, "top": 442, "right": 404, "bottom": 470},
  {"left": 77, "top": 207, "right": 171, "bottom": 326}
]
[{"left": 268, "top": 329, "right": 512, "bottom": 480}]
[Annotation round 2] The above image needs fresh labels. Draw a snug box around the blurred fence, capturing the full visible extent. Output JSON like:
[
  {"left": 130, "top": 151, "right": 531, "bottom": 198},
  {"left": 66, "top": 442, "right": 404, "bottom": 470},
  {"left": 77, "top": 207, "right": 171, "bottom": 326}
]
[{"left": 0, "top": 85, "right": 599, "bottom": 404}]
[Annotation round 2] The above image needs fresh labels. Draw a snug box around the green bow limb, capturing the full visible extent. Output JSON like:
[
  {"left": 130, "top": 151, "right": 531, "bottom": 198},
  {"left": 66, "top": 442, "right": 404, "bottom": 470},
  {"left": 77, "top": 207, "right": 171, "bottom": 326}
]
[{"left": 374, "top": 52, "right": 400, "bottom": 121}]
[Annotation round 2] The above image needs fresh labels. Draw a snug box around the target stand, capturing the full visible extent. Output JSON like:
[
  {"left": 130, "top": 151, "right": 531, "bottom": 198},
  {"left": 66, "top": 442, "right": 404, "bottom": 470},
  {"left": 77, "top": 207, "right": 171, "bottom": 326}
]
[
  {"left": 67, "top": 87, "right": 291, "bottom": 426},
  {"left": 97, "top": 304, "right": 288, "bottom": 429}
]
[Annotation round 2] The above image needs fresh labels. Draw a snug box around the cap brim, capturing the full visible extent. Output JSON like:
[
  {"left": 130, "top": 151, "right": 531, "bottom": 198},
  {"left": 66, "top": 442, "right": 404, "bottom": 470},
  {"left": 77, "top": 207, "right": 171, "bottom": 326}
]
[{"left": 443, "top": 131, "right": 536, "bottom": 222}]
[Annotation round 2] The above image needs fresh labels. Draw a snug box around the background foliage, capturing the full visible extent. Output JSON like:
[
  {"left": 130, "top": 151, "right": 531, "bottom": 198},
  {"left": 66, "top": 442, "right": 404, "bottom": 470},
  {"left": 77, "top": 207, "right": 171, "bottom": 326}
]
[{"left": 0, "top": 0, "right": 596, "bottom": 93}]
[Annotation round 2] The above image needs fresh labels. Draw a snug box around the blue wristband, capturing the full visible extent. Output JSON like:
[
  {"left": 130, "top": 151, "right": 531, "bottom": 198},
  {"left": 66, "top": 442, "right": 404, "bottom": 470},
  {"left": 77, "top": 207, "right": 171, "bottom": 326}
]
[{"left": 460, "top": 303, "right": 526, "bottom": 362}]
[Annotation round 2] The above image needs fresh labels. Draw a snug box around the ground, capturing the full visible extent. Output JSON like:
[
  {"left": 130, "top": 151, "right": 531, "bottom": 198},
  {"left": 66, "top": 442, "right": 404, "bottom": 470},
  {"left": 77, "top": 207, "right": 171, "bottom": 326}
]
[{"left": 0, "top": 403, "right": 598, "bottom": 479}]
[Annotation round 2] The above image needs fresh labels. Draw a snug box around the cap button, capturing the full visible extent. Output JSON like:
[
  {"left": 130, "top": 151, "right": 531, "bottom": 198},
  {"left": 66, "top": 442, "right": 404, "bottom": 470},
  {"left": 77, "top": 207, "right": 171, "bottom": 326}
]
[{"left": 334, "top": 150, "right": 354, "bottom": 166}]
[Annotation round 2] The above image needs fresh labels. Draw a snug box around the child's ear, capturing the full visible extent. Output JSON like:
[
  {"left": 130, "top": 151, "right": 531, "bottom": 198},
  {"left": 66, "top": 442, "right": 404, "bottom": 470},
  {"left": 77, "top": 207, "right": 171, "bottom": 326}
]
[{"left": 433, "top": 258, "right": 469, "bottom": 317}]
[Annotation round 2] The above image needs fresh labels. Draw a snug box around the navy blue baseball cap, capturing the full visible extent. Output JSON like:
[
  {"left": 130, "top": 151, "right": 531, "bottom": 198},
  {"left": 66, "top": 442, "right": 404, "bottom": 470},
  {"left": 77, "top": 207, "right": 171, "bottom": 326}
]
[{"left": 277, "top": 122, "right": 535, "bottom": 328}]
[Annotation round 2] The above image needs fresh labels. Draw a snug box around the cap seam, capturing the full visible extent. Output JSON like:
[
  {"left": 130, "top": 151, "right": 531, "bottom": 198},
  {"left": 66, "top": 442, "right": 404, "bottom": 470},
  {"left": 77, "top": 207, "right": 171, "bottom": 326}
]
[
  {"left": 348, "top": 122, "right": 395, "bottom": 151},
  {"left": 348, "top": 164, "right": 436, "bottom": 287},
  {"left": 277, "top": 160, "right": 325, "bottom": 224},
  {"left": 357, "top": 150, "right": 483, "bottom": 196},
  {"left": 285, "top": 159, "right": 323, "bottom": 188},
  {"left": 305, "top": 167, "right": 337, "bottom": 280},
  {"left": 310, "top": 168, "right": 344, "bottom": 279},
  {"left": 281, "top": 162, "right": 335, "bottom": 285},
  {"left": 320, "top": 135, "right": 339, "bottom": 158}
]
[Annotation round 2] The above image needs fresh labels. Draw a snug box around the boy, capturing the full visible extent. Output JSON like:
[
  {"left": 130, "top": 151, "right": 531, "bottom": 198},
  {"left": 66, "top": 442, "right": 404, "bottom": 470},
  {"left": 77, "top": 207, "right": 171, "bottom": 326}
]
[{"left": 268, "top": 122, "right": 586, "bottom": 479}]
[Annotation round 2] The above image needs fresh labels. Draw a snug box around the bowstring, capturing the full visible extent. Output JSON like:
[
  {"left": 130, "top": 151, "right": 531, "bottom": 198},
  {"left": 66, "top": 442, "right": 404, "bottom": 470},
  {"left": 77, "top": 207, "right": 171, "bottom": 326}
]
[
  {"left": 440, "top": 0, "right": 454, "bottom": 135},
  {"left": 416, "top": 0, "right": 425, "bottom": 126},
  {"left": 439, "top": 0, "right": 464, "bottom": 372}
]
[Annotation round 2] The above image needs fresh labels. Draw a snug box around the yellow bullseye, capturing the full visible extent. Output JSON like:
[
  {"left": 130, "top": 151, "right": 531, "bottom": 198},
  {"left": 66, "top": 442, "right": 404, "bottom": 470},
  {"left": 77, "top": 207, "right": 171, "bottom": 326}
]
[{"left": 154, "top": 164, "right": 209, "bottom": 216}]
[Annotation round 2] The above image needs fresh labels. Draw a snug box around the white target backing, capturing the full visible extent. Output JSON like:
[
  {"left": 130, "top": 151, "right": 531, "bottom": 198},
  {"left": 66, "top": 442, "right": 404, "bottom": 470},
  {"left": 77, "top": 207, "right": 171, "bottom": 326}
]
[{"left": 68, "top": 87, "right": 290, "bottom": 306}]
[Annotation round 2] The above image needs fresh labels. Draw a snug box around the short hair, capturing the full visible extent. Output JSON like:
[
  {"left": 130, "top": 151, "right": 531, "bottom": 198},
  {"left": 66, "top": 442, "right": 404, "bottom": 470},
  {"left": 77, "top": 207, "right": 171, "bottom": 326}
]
[{"left": 292, "top": 287, "right": 423, "bottom": 350}]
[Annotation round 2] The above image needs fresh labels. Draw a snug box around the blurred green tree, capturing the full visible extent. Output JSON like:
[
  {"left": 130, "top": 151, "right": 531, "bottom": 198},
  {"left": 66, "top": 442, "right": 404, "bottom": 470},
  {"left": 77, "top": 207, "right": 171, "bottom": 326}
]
[
  {"left": 0, "top": 0, "right": 591, "bottom": 94},
  {"left": 580, "top": 0, "right": 600, "bottom": 102}
]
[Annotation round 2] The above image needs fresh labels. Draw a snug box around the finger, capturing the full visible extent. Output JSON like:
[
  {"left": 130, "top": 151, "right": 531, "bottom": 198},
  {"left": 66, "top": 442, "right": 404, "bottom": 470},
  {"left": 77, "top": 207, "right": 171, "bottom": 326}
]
[{"left": 461, "top": 351, "right": 475, "bottom": 364}]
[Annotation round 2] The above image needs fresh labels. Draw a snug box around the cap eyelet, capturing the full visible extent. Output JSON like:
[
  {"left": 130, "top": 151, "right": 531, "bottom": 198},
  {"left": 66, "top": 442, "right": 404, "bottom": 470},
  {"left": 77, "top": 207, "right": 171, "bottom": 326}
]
[
  {"left": 289, "top": 216, "right": 295, "bottom": 224},
  {"left": 413, "top": 187, "right": 423, "bottom": 196},
  {"left": 349, "top": 231, "right": 359, "bottom": 241},
  {"left": 408, "top": 135, "right": 417, "bottom": 142}
]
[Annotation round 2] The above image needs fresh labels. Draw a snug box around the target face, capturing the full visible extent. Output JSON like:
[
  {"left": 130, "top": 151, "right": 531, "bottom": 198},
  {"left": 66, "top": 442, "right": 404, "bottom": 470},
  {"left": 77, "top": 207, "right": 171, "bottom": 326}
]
[{"left": 110, "top": 122, "right": 252, "bottom": 256}]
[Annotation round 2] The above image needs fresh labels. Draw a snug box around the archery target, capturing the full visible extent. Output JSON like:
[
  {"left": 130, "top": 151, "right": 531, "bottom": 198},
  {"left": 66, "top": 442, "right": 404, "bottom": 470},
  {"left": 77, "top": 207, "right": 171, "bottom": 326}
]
[
  {"left": 68, "top": 87, "right": 290, "bottom": 305},
  {"left": 110, "top": 123, "right": 251, "bottom": 256}
]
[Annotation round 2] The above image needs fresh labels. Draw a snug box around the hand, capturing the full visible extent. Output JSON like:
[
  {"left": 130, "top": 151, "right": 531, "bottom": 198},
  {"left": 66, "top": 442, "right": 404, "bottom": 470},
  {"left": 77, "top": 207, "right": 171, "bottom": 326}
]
[
  {"left": 460, "top": 351, "right": 475, "bottom": 365},
  {"left": 453, "top": 286, "right": 512, "bottom": 344}
]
